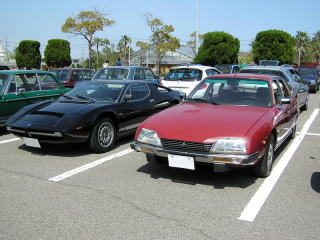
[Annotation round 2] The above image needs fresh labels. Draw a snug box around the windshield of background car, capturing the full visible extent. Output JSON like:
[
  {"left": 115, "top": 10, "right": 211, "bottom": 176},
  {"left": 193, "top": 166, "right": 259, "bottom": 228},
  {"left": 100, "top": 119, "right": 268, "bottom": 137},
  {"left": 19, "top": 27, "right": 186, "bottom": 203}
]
[
  {"left": 187, "top": 78, "right": 271, "bottom": 107},
  {"left": 298, "top": 68, "right": 317, "bottom": 78},
  {"left": 50, "top": 70, "right": 71, "bottom": 82},
  {"left": 239, "top": 69, "right": 287, "bottom": 80},
  {"left": 164, "top": 68, "right": 202, "bottom": 81},
  {"left": 0, "top": 74, "right": 9, "bottom": 93},
  {"left": 214, "top": 65, "right": 232, "bottom": 74},
  {"left": 93, "top": 68, "right": 129, "bottom": 80},
  {"left": 64, "top": 82, "right": 125, "bottom": 102}
]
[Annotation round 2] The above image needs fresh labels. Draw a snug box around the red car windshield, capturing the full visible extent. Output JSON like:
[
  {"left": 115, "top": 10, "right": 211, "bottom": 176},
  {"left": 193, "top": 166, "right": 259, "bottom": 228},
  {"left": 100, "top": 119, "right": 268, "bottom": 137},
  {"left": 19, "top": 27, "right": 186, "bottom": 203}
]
[{"left": 187, "top": 78, "right": 272, "bottom": 107}]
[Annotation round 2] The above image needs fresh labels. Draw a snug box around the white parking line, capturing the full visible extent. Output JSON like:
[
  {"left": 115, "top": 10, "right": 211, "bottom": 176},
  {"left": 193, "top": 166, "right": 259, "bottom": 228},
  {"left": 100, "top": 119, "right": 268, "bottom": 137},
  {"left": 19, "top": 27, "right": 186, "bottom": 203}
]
[
  {"left": 238, "top": 108, "right": 320, "bottom": 222},
  {"left": 48, "top": 148, "right": 134, "bottom": 182},
  {"left": 305, "top": 132, "right": 320, "bottom": 136},
  {"left": 0, "top": 138, "right": 20, "bottom": 145}
]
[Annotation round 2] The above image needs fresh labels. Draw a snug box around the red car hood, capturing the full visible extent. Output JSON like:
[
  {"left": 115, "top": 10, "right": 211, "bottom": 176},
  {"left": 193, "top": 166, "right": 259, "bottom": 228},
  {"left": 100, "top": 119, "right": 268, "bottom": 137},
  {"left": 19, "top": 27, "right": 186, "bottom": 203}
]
[{"left": 142, "top": 103, "right": 269, "bottom": 143}]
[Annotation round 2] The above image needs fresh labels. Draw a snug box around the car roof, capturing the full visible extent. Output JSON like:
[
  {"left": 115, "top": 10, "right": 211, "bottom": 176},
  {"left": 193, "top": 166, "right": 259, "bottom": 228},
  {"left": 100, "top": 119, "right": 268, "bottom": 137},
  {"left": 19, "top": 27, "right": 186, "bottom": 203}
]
[
  {"left": 207, "top": 73, "right": 280, "bottom": 82},
  {"left": 50, "top": 68, "right": 93, "bottom": 71},
  {"left": 0, "top": 70, "right": 52, "bottom": 74},
  {"left": 90, "top": 80, "right": 152, "bottom": 85},
  {"left": 169, "top": 65, "right": 220, "bottom": 71},
  {"left": 241, "top": 65, "right": 294, "bottom": 71},
  {"left": 99, "top": 66, "right": 151, "bottom": 70}
]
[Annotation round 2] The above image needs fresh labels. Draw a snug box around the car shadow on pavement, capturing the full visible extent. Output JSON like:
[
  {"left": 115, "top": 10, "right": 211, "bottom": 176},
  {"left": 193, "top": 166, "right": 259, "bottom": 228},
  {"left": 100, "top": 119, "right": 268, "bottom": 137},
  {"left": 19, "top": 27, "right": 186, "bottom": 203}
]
[
  {"left": 17, "top": 135, "right": 134, "bottom": 157},
  {"left": 0, "top": 128, "right": 10, "bottom": 136},
  {"left": 137, "top": 162, "right": 257, "bottom": 189},
  {"left": 311, "top": 172, "right": 320, "bottom": 193}
]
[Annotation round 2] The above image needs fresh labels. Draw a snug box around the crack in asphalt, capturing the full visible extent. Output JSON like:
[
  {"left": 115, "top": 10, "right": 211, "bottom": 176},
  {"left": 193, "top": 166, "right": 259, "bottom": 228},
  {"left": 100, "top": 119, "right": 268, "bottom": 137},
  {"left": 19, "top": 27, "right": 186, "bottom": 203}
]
[{"left": 0, "top": 167, "right": 214, "bottom": 240}]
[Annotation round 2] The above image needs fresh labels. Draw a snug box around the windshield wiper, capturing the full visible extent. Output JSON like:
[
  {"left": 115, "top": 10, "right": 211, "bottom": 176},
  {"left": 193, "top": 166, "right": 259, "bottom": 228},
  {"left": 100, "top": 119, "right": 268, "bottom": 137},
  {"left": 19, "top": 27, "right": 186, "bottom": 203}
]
[{"left": 74, "top": 94, "right": 96, "bottom": 103}]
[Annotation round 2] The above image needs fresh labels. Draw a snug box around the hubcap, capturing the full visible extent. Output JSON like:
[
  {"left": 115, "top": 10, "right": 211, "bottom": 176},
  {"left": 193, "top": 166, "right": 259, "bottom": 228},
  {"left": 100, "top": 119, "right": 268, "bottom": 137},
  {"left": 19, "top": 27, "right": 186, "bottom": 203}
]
[{"left": 97, "top": 122, "right": 114, "bottom": 148}]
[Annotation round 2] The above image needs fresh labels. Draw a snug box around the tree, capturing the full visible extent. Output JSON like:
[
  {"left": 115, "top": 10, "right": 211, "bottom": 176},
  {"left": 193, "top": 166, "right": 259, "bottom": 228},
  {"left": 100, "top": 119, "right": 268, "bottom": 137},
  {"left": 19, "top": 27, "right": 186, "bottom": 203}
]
[
  {"left": 252, "top": 30, "right": 294, "bottom": 65},
  {"left": 93, "top": 37, "right": 110, "bottom": 69},
  {"left": 145, "top": 13, "right": 180, "bottom": 75},
  {"left": 136, "top": 41, "right": 150, "bottom": 65},
  {"left": 187, "top": 31, "right": 204, "bottom": 55},
  {"left": 61, "top": 10, "right": 114, "bottom": 68},
  {"left": 15, "top": 40, "right": 41, "bottom": 69},
  {"left": 311, "top": 31, "right": 320, "bottom": 63},
  {"left": 117, "top": 35, "right": 132, "bottom": 66},
  {"left": 44, "top": 39, "right": 72, "bottom": 68},
  {"left": 194, "top": 31, "right": 240, "bottom": 65},
  {"left": 294, "top": 31, "right": 310, "bottom": 66}
]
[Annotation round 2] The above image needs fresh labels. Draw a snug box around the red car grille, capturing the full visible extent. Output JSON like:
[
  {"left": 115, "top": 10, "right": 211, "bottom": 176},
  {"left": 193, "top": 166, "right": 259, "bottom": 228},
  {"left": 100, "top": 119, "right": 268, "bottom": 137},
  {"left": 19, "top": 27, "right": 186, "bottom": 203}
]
[{"left": 161, "top": 138, "right": 212, "bottom": 154}]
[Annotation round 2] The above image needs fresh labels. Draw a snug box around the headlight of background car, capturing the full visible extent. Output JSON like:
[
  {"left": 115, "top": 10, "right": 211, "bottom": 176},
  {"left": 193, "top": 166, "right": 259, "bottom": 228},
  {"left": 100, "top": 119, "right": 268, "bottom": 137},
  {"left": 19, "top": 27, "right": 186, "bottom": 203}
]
[
  {"left": 210, "top": 137, "right": 246, "bottom": 154},
  {"left": 310, "top": 80, "right": 316, "bottom": 84},
  {"left": 137, "top": 128, "right": 162, "bottom": 147}
]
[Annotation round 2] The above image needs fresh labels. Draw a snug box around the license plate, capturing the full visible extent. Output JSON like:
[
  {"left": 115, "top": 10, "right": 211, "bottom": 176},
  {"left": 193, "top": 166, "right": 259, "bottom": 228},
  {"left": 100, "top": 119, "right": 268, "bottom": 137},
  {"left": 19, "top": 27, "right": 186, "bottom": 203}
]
[
  {"left": 23, "top": 137, "right": 41, "bottom": 148},
  {"left": 168, "top": 154, "right": 195, "bottom": 170}
]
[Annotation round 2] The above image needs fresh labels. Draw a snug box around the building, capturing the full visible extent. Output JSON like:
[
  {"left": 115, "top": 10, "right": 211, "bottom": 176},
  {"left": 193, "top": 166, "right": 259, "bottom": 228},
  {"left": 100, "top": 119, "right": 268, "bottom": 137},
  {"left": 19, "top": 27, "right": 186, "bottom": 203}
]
[{"left": 131, "top": 45, "right": 195, "bottom": 74}]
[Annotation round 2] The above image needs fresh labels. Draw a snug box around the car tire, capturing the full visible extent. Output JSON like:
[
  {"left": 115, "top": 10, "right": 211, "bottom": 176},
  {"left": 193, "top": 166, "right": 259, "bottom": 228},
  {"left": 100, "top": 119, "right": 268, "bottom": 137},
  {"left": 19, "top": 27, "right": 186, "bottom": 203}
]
[
  {"left": 88, "top": 118, "right": 116, "bottom": 153},
  {"left": 289, "top": 124, "right": 297, "bottom": 139},
  {"left": 253, "top": 135, "right": 275, "bottom": 178},
  {"left": 146, "top": 153, "right": 166, "bottom": 165}
]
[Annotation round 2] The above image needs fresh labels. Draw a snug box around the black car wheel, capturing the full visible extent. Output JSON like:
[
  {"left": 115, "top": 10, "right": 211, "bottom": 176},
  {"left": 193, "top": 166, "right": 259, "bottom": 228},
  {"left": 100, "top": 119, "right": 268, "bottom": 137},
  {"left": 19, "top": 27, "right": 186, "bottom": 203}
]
[
  {"left": 88, "top": 118, "right": 116, "bottom": 153},
  {"left": 289, "top": 124, "right": 297, "bottom": 139},
  {"left": 253, "top": 135, "right": 275, "bottom": 178}
]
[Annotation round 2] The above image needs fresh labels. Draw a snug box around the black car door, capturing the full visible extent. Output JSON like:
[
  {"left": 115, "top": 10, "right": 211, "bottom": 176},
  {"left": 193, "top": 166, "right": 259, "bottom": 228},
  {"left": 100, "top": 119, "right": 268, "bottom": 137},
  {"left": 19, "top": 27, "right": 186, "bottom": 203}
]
[{"left": 117, "top": 83, "right": 154, "bottom": 134}]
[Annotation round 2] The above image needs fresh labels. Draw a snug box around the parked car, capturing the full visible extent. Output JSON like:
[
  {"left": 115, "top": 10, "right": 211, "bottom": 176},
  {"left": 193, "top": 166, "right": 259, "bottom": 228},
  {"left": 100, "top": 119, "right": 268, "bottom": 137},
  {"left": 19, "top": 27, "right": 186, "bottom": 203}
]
[
  {"left": 214, "top": 64, "right": 240, "bottom": 74},
  {"left": 0, "top": 70, "right": 68, "bottom": 127},
  {"left": 297, "top": 67, "right": 320, "bottom": 92},
  {"left": 49, "top": 68, "right": 94, "bottom": 88},
  {"left": 6, "top": 80, "right": 181, "bottom": 153},
  {"left": 161, "top": 64, "right": 221, "bottom": 96},
  {"left": 131, "top": 74, "right": 298, "bottom": 178},
  {"left": 93, "top": 66, "right": 160, "bottom": 84},
  {"left": 0, "top": 65, "right": 10, "bottom": 70},
  {"left": 259, "top": 60, "right": 280, "bottom": 66},
  {"left": 239, "top": 65, "right": 309, "bottom": 110}
]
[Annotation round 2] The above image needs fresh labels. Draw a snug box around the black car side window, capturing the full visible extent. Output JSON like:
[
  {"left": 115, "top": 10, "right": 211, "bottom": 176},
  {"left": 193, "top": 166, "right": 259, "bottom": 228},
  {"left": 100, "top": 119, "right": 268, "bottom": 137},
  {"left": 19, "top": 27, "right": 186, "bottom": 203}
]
[{"left": 127, "top": 84, "right": 150, "bottom": 101}]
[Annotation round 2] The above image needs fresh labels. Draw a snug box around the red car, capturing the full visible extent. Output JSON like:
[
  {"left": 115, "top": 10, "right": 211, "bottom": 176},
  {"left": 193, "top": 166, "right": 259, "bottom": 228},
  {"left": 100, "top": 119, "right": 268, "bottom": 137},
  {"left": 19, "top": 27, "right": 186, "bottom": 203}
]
[
  {"left": 131, "top": 74, "right": 299, "bottom": 177},
  {"left": 49, "top": 68, "right": 94, "bottom": 88}
]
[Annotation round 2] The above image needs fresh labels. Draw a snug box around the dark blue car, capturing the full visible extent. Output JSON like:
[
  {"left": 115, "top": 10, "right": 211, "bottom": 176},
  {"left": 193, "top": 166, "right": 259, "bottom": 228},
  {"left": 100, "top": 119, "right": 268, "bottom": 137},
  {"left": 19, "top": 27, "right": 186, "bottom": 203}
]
[
  {"left": 92, "top": 66, "right": 160, "bottom": 84},
  {"left": 298, "top": 67, "right": 320, "bottom": 93}
]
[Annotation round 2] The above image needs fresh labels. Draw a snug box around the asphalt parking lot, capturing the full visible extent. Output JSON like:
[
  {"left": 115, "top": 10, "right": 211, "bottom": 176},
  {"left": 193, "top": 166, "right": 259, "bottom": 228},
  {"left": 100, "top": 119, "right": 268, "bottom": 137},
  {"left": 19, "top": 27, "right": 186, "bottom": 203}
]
[{"left": 1, "top": 94, "right": 320, "bottom": 240}]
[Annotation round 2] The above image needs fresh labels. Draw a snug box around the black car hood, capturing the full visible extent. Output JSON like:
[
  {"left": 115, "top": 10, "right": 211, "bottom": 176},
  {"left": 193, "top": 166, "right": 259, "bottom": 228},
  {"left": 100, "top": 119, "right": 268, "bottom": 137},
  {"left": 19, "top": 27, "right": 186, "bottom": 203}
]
[{"left": 8, "top": 101, "right": 112, "bottom": 131}]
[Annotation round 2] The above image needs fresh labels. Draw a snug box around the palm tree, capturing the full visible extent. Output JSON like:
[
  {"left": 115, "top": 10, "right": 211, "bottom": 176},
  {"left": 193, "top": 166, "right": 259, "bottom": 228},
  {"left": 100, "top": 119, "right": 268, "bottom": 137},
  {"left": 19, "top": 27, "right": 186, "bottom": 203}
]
[
  {"left": 294, "top": 31, "right": 310, "bottom": 66},
  {"left": 311, "top": 31, "right": 320, "bottom": 63},
  {"left": 118, "top": 35, "right": 132, "bottom": 65}
]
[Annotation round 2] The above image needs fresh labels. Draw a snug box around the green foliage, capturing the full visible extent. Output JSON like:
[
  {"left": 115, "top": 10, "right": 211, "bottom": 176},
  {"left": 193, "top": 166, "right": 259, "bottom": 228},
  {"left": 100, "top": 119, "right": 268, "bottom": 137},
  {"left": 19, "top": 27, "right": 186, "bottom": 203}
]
[
  {"left": 311, "top": 31, "right": 320, "bottom": 62},
  {"left": 61, "top": 10, "right": 115, "bottom": 68},
  {"left": 252, "top": 30, "right": 294, "bottom": 64},
  {"left": 136, "top": 41, "right": 150, "bottom": 65},
  {"left": 187, "top": 31, "right": 204, "bottom": 55},
  {"left": 44, "top": 39, "right": 72, "bottom": 68},
  {"left": 145, "top": 13, "right": 180, "bottom": 74},
  {"left": 15, "top": 40, "right": 41, "bottom": 69},
  {"left": 194, "top": 31, "right": 240, "bottom": 65}
]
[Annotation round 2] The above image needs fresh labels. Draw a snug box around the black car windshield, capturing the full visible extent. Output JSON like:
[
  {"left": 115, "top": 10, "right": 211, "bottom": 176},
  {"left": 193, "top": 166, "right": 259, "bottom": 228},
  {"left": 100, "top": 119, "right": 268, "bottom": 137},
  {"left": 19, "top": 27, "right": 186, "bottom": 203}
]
[
  {"left": 93, "top": 68, "right": 129, "bottom": 80},
  {"left": 64, "top": 82, "right": 125, "bottom": 102},
  {"left": 298, "top": 68, "right": 317, "bottom": 78},
  {"left": 0, "top": 74, "right": 9, "bottom": 93},
  {"left": 164, "top": 68, "right": 202, "bottom": 81},
  {"left": 187, "top": 78, "right": 271, "bottom": 107}
]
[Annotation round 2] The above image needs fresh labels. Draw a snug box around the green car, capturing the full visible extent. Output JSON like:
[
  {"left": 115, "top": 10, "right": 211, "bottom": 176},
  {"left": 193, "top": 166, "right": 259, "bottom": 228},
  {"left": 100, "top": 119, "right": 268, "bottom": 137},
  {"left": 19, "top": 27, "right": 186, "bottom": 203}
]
[{"left": 0, "top": 70, "right": 69, "bottom": 127}]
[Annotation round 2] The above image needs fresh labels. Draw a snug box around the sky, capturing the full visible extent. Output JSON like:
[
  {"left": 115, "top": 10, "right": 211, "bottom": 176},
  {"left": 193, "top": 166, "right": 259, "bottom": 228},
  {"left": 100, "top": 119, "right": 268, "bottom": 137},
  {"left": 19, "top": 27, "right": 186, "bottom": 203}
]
[{"left": 1, "top": 0, "right": 320, "bottom": 59}]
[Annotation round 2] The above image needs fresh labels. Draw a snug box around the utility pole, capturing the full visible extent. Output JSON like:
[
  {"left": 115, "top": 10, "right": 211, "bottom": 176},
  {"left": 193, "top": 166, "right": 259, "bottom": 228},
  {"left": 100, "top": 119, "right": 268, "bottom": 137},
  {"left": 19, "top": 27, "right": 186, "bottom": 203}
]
[
  {"left": 5, "top": 38, "right": 9, "bottom": 63},
  {"left": 195, "top": 0, "right": 199, "bottom": 55}
]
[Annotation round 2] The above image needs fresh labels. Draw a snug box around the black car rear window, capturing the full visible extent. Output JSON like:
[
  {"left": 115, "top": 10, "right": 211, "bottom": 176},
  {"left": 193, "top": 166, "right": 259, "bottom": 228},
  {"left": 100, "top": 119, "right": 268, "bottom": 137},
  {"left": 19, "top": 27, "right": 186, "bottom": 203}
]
[{"left": 164, "top": 68, "right": 202, "bottom": 81}]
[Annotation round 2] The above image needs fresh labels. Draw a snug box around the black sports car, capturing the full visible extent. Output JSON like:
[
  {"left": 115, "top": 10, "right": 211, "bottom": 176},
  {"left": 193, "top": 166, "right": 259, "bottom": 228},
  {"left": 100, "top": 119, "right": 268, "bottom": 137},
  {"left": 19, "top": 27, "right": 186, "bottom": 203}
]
[{"left": 6, "top": 80, "right": 181, "bottom": 153}]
